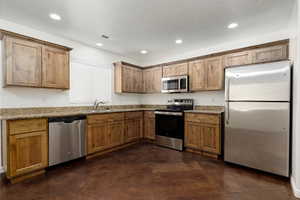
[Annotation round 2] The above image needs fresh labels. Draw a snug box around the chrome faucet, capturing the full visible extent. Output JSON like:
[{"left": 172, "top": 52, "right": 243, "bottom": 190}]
[{"left": 93, "top": 99, "right": 106, "bottom": 110}]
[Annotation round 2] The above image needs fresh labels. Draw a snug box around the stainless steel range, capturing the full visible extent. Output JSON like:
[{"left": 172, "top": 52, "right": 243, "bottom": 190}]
[{"left": 155, "top": 99, "right": 194, "bottom": 151}]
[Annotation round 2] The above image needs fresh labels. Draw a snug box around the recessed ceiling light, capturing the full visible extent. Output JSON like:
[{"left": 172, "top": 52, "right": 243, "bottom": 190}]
[
  {"left": 96, "top": 43, "right": 103, "bottom": 47},
  {"left": 140, "top": 50, "right": 148, "bottom": 54},
  {"left": 175, "top": 39, "right": 183, "bottom": 44},
  {"left": 49, "top": 13, "right": 61, "bottom": 21},
  {"left": 228, "top": 23, "right": 239, "bottom": 29}
]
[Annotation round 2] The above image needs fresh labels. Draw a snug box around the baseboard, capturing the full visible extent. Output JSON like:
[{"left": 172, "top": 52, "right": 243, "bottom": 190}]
[{"left": 291, "top": 176, "right": 300, "bottom": 198}]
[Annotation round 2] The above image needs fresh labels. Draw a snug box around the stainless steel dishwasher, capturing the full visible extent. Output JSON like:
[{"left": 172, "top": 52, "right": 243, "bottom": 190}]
[{"left": 48, "top": 115, "right": 86, "bottom": 166}]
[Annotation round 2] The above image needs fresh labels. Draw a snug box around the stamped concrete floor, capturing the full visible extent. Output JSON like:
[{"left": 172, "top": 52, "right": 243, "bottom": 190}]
[{"left": 0, "top": 143, "right": 297, "bottom": 200}]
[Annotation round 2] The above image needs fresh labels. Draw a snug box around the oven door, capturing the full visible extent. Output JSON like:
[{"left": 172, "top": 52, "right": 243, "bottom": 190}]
[{"left": 155, "top": 112, "right": 184, "bottom": 139}]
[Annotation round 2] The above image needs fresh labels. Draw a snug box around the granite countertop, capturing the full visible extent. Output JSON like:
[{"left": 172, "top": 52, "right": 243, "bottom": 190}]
[
  {"left": 0, "top": 107, "right": 224, "bottom": 120},
  {"left": 0, "top": 108, "right": 156, "bottom": 120},
  {"left": 184, "top": 109, "right": 224, "bottom": 114}
]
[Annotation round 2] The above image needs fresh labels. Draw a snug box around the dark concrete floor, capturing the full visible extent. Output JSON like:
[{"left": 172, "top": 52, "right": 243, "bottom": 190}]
[{"left": 0, "top": 143, "right": 297, "bottom": 200}]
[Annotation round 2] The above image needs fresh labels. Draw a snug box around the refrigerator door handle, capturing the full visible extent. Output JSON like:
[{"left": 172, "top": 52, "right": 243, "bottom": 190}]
[
  {"left": 225, "top": 76, "right": 231, "bottom": 100},
  {"left": 226, "top": 102, "right": 230, "bottom": 125}
]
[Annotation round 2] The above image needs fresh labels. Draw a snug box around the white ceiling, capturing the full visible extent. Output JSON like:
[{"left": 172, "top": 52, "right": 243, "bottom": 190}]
[{"left": 0, "top": 0, "right": 295, "bottom": 63}]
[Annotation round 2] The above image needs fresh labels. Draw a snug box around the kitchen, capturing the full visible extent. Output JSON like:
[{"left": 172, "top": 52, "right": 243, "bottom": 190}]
[{"left": 0, "top": 0, "right": 299, "bottom": 199}]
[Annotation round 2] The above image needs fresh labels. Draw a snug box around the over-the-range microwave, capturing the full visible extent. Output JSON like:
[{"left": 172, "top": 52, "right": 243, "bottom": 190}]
[{"left": 161, "top": 75, "right": 189, "bottom": 93}]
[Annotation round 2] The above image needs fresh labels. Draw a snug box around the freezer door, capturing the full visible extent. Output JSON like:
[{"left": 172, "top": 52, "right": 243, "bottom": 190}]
[
  {"left": 224, "top": 102, "right": 290, "bottom": 177},
  {"left": 225, "top": 61, "right": 291, "bottom": 101}
]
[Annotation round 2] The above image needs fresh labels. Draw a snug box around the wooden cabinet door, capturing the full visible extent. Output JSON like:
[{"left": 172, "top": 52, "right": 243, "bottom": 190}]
[
  {"left": 143, "top": 67, "right": 162, "bottom": 93},
  {"left": 42, "top": 46, "right": 69, "bottom": 89},
  {"left": 188, "top": 60, "right": 206, "bottom": 91},
  {"left": 107, "top": 121, "right": 124, "bottom": 147},
  {"left": 163, "top": 62, "right": 188, "bottom": 77},
  {"left": 143, "top": 69, "right": 151, "bottom": 93},
  {"left": 224, "top": 51, "right": 252, "bottom": 67},
  {"left": 252, "top": 44, "right": 288, "bottom": 64},
  {"left": 184, "top": 122, "right": 201, "bottom": 150},
  {"left": 4, "top": 36, "right": 42, "bottom": 87},
  {"left": 124, "top": 119, "right": 141, "bottom": 143},
  {"left": 135, "top": 68, "right": 143, "bottom": 93},
  {"left": 9, "top": 131, "right": 48, "bottom": 177},
  {"left": 205, "top": 56, "right": 224, "bottom": 90},
  {"left": 200, "top": 124, "right": 220, "bottom": 154},
  {"left": 152, "top": 67, "right": 162, "bottom": 93},
  {"left": 144, "top": 118, "right": 155, "bottom": 140},
  {"left": 122, "top": 65, "right": 136, "bottom": 92},
  {"left": 87, "top": 123, "right": 108, "bottom": 154}
]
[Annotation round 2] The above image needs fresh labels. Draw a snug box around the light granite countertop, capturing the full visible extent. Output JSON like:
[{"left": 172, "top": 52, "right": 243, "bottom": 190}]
[
  {"left": 184, "top": 109, "right": 224, "bottom": 114},
  {"left": 0, "top": 107, "right": 224, "bottom": 120},
  {"left": 0, "top": 108, "right": 155, "bottom": 120}
]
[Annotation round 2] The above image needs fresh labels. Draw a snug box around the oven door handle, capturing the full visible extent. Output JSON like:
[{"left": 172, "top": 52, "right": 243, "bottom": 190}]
[{"left": 154, "top": 111, "right": 183, "bottom": 116}]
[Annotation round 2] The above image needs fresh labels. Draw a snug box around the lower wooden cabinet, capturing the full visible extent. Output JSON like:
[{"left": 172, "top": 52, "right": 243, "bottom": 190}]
[
  {"left": 87, "top": 112, "right": 143, "bottom": 155},
  {"left": 184, "top": 113, "right": 222, "bottom": 156},
  {"left": 3, "top": 119, "right": 48, "bottom": 181},
  {"left": 108, "top": 121, "right": 124, "bottom": 147},
  {"left": 143, "top": 111, "right": 155, "bottom": 140},
  {"left": 124, "top": 112, "right": 143, "bottom": 143},
  {"left": 9, "top": 131, "right": 48, "bottom": 178},
  {"left": 124, "top": 119, "right": 141, "bottom": 143},
  {"left": 87, "top": 113, "right": 125, "bottom": 155},
  {"left": 184, "top": 122, "right": 202, "bottom": 149},
  {"left": 87, "top": 122, "right": 108, "bottom": 154}
]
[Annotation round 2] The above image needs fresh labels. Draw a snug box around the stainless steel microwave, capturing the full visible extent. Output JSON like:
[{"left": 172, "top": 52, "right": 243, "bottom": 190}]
[{"left": 161, "top": 76, "right": 189, "bottom": 93}]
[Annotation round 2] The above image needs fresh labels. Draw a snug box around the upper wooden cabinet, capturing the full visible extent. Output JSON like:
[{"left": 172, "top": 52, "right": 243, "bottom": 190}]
[
  {"left": 143, "top": 66, "right": 162, "bottom": 93},
  {"left": 114, "top": 62, "right": 143, "bottom": 93},
  {"left": 188, "top": 56, "right": 224, "bottom": 91},
  {"left": 205, "top": 56, "right": 224, "bottom": 90},
  {"left": 3, "top": 36, "right": 42, "bottom": 87},
  {"left": 188, "top": 60, "right": 206, "bottom": 91},
  {"left": 1, "top": 30, "right": 71, "bottom": 89},
  {"left": 163, "top": 62, "right": 188, "bottom": 77},
  {"left": 42, "top": 46, "right": 69, "bottom": 89},
  {"left": 114, "top": 41, "right": 289, "bottom": 94},
  {"left": 224, "top": 44, "right": 288, "bottom": 67},
  {"left": 251, "top": 44, "right": 288, "bottom": 64},
  {"left": 224, "top": 51, "right": 252, "bottom": 67}
]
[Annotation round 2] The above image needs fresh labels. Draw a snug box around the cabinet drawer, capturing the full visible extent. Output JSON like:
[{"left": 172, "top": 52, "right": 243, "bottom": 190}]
[
  {"left": 144, "top": 111, "right": 155, "bottom": 118},
  {"left": 185, "top": 113, "right": 220, "bottom": 124},
  {"left": 8, "top": 119, "right": 47, "bottom": 135},
  {"left": 88, "top": 113, "right": 124, "bottom": 124},
  {"left": 125, "top": 111, "right": 143, "bottom": 119}
]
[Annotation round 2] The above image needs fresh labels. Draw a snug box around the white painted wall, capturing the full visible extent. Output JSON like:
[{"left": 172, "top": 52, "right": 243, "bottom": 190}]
[
  {"left": 141, "top": 91, "right": 224, "bottom": 106},
  {"left": 0, "top": 19, "right": 143, "bottom": 108}
]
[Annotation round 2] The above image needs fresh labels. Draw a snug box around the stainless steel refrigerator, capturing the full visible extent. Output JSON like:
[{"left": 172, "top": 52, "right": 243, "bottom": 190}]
[{"left": 224, "top": 60, "right": 291, "bottom": 177}]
